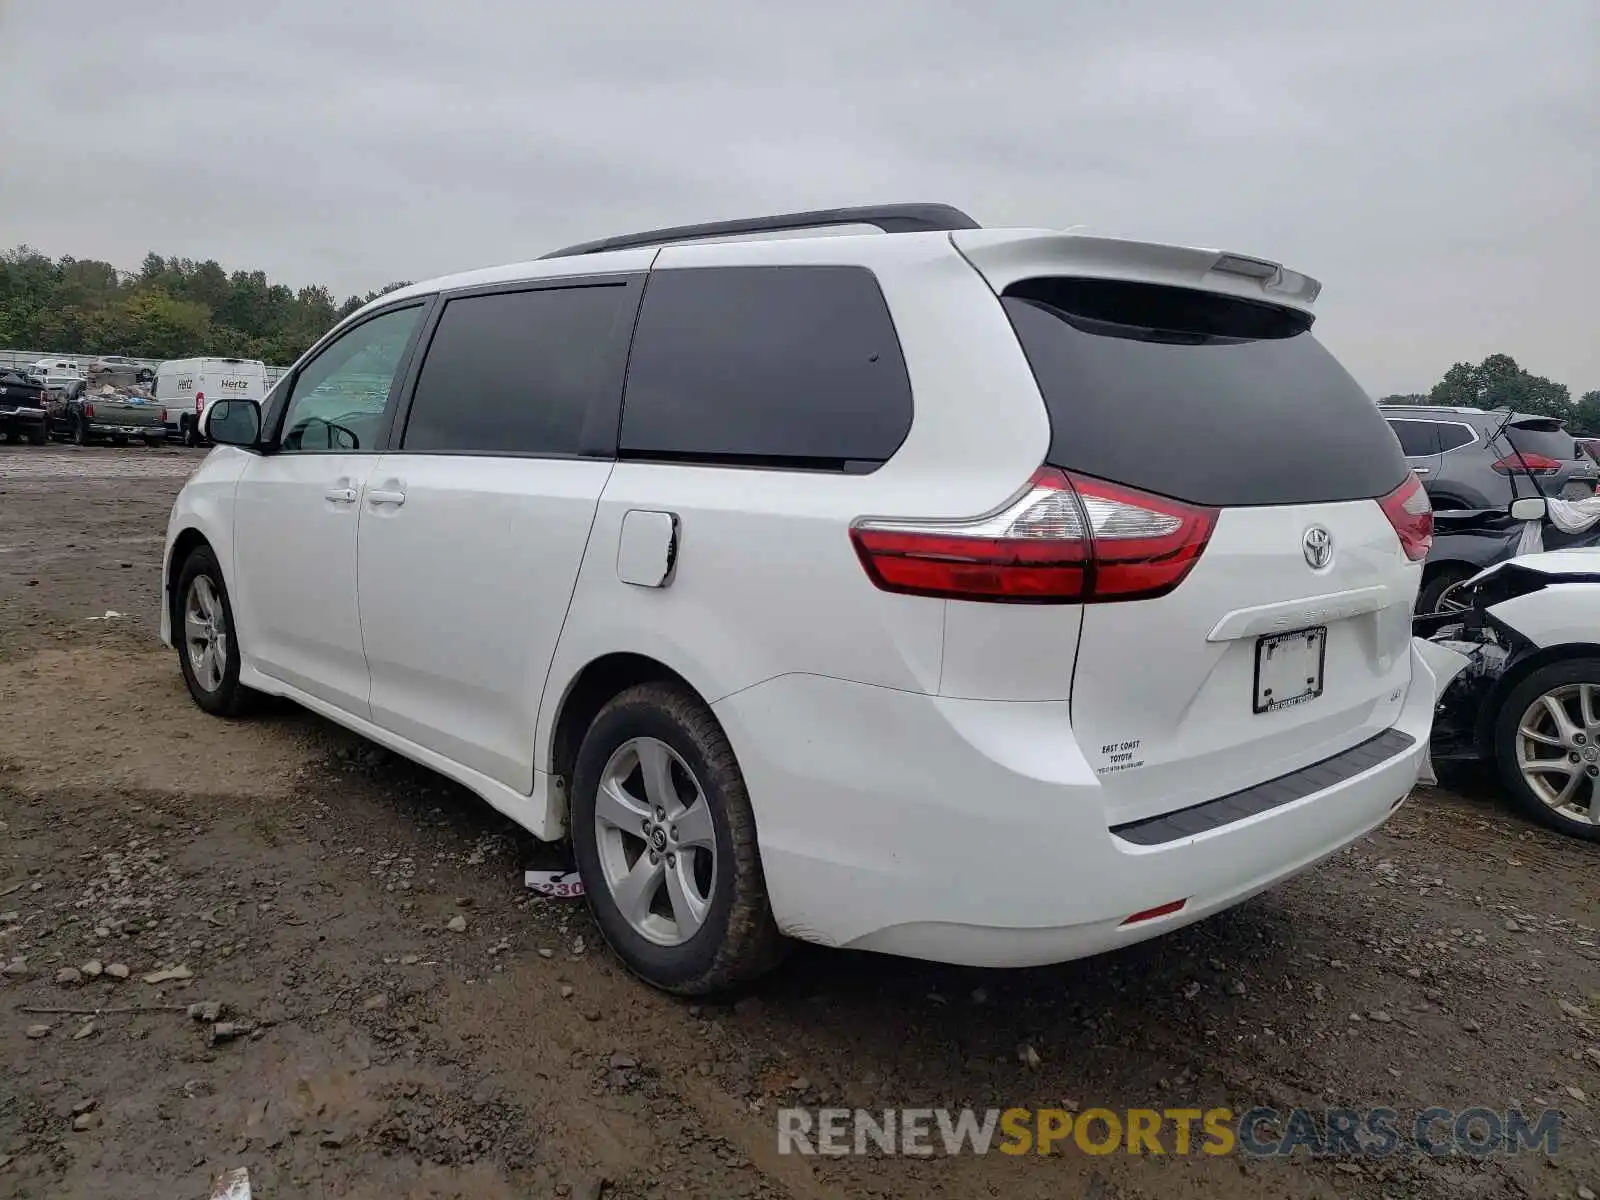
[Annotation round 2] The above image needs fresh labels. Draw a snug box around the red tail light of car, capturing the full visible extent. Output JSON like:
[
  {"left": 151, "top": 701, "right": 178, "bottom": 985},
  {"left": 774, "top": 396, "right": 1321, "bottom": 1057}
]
[
  {"left": 851, "top": 468, "right": 1218, "bottom": 604},
  {"left": 1378, "top": 472, "right": 1433, "bottom": 562},
  {"left": 1491, "top": 452, "right": 1561, "bottom": 476}
]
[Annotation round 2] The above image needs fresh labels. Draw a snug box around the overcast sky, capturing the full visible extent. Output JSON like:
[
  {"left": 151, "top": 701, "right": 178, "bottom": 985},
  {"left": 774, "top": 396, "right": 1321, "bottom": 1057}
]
[{"left": 1, "top": 1, "right": 1594, "bottom": 395}]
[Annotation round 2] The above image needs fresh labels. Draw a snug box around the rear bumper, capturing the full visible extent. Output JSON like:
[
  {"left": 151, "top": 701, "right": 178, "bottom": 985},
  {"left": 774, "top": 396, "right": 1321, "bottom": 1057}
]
[
  {"left": 714, "top": 639, "right": 1439, "bottom": 968},
  {"left": 0, "top": 407, "right": 45, "bottom": 427}
]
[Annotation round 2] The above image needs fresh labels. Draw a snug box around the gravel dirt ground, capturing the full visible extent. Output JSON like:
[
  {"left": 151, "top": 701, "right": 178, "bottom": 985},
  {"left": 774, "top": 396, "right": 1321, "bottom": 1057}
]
[{"left": 0, "top": 443, "right": 1596, "bottom": 1200}]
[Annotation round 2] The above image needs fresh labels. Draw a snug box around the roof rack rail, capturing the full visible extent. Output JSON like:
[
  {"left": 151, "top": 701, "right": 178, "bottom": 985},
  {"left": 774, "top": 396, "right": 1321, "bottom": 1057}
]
[{"left": 539, "top": 203, "right": 980, "bottom": 259}]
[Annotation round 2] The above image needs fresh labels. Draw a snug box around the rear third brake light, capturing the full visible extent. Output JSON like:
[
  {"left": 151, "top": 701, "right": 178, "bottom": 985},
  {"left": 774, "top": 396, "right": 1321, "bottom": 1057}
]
[
  {"left": 849, "top": 468, "right": 1217, "bottom": 603},
  {"left": 1492, "top": 452, "right": 1561, "bottom": 476},
  {"left": 1378, "top": 472, "right": 1433, "bottom": 562}
]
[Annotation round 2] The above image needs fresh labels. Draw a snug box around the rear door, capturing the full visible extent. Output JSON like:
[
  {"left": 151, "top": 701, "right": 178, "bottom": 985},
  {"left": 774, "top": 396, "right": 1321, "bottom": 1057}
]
[
  {"left": 992, "top": 271, "right": 1420, "bottom": 825},
  {"left": 356, "top": 276, "right": 639, "bottom": 791},
  {"left": 1385, "top": 417, "right": 1443, "bottom": 487}
]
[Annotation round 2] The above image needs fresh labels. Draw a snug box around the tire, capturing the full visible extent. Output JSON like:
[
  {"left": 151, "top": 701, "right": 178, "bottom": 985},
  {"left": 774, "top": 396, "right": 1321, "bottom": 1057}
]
[
  {"left": 1493, "top": 657, "right": 1600, "bottom": 842},
  {"left": 25, "top": 424, "right": 46, "bottom": 446},
  {"left": 570, "top": 682, "right": 785, "bottom": 994},
  {"left": 1418, "top": 565, "right": 1476, "bottom": 614},
  {"left": 73, "top": 416, "right": 89, "bottom": 447},
  {"left": 182, "top": 418, "right": 198, "bottom": 448},
  {"left": 174, "top": 545, "right": 255, "bottom": 718},
  {"left": 0, "top": 428, "right": 12, "bottom": 444},
  {"left": 144, "top": 436, "right": 163, "bottom": 449}
]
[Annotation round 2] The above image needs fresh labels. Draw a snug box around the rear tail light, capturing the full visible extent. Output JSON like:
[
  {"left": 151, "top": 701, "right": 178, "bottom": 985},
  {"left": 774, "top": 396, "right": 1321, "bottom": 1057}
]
[
  {"left": 849, "top": 468, "right": 1217, "bottom": 603},
  {"left": 84, "top": 403, "right": 95, "bottom": 419},
  {"left": 1379, "top": 472, "right": 1433, "bottom": 562},
  {"left": 195, "top": 391, "right": 205, "bottom": 414},
  {"left": 1491, "top": 452, "right": 1561, "bottom": 476}
]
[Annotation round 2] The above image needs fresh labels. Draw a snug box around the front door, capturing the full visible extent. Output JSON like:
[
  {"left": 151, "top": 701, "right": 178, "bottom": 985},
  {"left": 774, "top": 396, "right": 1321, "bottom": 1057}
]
[{"left": 231, "top": 303, "right": 427, "bottom": 716}]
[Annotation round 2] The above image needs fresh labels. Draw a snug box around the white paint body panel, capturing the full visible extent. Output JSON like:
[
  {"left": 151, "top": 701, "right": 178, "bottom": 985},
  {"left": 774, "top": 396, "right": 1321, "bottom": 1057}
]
[
  {"left": 356, "top": 454, "right": 613, "bottom": 792},
  {"left": 160, "top": 223, "right": 1435, "bottom": 970},
  {"left": 1071, "top": 500, "right": 1420, "bottom": 825},
  {"left": 716, "top": 639, "right": 1438, "bottom": 965},
  {"left": 231, "top": 452, "right": 376, "bottom": 715},
  {"left": 1485, "top": 581, "right": 1600, "bottom": 649}
]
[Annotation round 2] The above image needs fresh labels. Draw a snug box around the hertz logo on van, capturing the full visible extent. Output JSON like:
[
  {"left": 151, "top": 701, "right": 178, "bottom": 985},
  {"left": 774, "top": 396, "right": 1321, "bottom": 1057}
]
[{"left": 220, "top": 379, "right": 250, "bottom": 391}]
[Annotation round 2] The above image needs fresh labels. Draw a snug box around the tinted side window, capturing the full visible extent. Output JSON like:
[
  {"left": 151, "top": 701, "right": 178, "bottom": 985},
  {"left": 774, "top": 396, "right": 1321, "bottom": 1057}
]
[
  {"left": 402, "top": 284, "right": 632, "bottom": 456},
  {"left": 620, "top": 266, "right": 912, "bottom": 469},
  {"left": 1387, "top": 419, "right": 1440, "bottom": 457},
  {"left": 1436, "top": 423, "right": 1476, "bottom": 452}
]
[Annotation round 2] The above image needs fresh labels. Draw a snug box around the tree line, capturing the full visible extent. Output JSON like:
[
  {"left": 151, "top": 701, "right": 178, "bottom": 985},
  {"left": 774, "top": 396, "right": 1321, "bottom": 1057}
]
[
  {"left": 0, "top": 245, "right": 410, "bottom": 366},
  {"left": 1379, "top": 353, "right": 1600, "bottom": 437},
  {"left": 3, "top": 246, "right": 1596, "bottom": 434}
]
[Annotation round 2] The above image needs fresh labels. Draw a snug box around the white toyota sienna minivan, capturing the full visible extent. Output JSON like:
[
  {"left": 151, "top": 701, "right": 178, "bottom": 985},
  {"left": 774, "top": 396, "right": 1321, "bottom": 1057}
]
[{"left": 161, "top": 204, "right": 1441, "bottom": 993}]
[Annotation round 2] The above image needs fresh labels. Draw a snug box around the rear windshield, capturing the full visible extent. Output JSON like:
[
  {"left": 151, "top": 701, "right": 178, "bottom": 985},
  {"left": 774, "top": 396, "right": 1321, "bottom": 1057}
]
[
  {"left": 1001, "top": 279, "right": 1408, "bottom": 507},
  {"left": 1505, "top": 421, "right": 1576, "bottom": 461}
]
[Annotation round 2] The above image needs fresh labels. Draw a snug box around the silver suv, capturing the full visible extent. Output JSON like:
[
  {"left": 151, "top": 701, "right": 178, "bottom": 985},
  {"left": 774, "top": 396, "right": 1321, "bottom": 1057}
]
[{"left": 1380, "top": 405, "right": 1597, "bottom": 511}]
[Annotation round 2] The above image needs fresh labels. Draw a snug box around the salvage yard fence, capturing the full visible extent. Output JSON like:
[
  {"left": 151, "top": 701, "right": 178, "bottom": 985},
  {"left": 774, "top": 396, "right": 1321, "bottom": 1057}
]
[{"left": 0, "top": 349, "right": 290, "bottom": 387}]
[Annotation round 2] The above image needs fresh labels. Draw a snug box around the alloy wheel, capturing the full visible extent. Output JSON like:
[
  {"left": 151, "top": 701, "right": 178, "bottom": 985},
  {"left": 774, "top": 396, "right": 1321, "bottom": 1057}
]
[
  {"left": 592, "top": 736, "right": 719, "bottom": 946},
  {"left": 1515, "top": 682, "right": 1600, "bottom": 826},
  {"left": 184, "top": 575, "right": 228, "bottom": 692}
]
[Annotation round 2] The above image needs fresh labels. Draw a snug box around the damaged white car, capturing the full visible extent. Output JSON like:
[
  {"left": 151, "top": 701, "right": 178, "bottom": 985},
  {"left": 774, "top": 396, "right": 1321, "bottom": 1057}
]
[{"left": 1417, "top": 548, "right": 1600, "bottom": 841}]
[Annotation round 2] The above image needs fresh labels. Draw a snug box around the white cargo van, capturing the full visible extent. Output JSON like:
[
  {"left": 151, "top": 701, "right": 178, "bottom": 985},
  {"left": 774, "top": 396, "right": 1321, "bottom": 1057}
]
[{"left": 155, "top": 358, "right": 269, "bottom": 445}]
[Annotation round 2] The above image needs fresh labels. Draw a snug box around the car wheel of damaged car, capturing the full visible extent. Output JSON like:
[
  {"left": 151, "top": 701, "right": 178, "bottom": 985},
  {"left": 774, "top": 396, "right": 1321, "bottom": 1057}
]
[
  {"left": 1494, "top": 658, "right": 1600, "bottom": 842},
  {"left": 175, "top": 546, "right": 254, "bottom": 718},
  {"left": 1419, "top": 565, "right": 1476, "bottom": 615}
]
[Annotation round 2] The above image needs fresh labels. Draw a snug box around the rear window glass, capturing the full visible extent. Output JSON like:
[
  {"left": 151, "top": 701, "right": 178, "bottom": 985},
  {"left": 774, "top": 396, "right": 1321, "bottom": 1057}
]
[
  {"left": 619, "top": 265, "right": 912, "bottom": 469},
  {"left": 1505, "top": 423, "right": 1576, "bottom": 461},
  {"left": 1002, "top": 279, "right": 1408, "bottom": 507}
]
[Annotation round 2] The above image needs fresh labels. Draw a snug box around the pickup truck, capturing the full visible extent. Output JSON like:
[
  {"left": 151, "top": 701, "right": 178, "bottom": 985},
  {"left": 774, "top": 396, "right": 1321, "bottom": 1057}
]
[
  {"left": 45, "top": 380, "right": 167, "bottom": 446},
  {"left": 0, "top": 370, "right": 48, "bottom": 444}
]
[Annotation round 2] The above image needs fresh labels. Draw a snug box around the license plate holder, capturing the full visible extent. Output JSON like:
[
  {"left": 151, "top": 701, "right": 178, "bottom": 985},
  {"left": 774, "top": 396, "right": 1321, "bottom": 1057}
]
[{"left": 1254, "top": 626, "right": 1327, "bottom": 714}]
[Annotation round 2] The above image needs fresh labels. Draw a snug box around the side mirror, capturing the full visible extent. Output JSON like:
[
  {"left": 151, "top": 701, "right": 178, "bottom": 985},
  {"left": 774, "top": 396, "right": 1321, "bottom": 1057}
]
[
  {"left": 204, "top": 398, "right": 261, "bottom": 447},
  {"left": 1509, "top": 497, "right": 1547, "bottom": 521}
]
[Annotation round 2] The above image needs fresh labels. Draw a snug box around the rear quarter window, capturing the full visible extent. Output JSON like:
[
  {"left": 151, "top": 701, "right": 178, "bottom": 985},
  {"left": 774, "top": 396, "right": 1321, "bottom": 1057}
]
[
  {"left": 619, "top": 265, "right": 912, "bottom": 470},
  {"left": 1002, "top": 279, "right": 1409, "bottom": 507},
  {"left": 1386, "top": 419, "right": 1440, "bottom": 457}
]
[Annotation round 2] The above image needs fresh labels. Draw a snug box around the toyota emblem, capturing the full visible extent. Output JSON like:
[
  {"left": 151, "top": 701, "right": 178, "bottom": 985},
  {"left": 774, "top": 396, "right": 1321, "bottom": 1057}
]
[{"left": 1302, "top": 526, "right": 1334, "bottom": 570}]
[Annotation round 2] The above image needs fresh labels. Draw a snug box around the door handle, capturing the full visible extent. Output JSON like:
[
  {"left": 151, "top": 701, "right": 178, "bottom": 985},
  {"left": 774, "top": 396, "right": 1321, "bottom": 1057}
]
[
  {"left": 1412, "top": 467, "right": 1431, "bottom": 475},
  {"left": 324, "top": 486, "right": 358, "bottom": 504},
  {"left": 367, "top": 489, "right": 406, "bottom": 507}
]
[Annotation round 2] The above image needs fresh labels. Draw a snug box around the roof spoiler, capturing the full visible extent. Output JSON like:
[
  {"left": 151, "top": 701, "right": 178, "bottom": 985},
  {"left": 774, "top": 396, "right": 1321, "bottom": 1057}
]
[{"left": 951, "top": 230, "right": 1323, "bottom": 316}]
